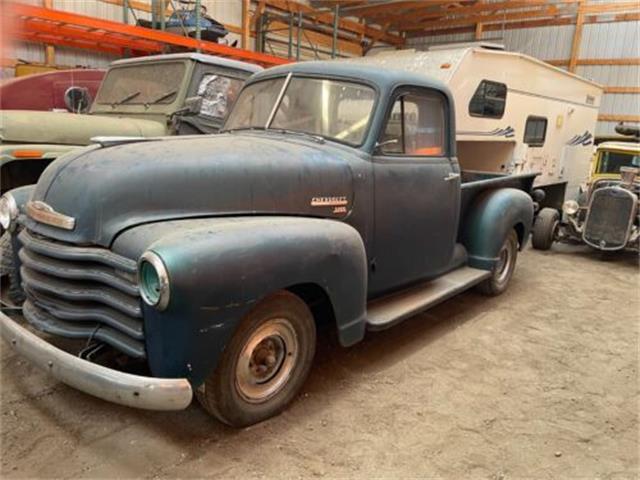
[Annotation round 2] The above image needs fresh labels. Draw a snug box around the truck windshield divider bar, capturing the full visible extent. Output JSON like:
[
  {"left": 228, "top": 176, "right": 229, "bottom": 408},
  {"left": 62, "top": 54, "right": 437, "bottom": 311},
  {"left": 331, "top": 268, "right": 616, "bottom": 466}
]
[{"left": 265, "top": 73, "right": 292, "bottom": 129}]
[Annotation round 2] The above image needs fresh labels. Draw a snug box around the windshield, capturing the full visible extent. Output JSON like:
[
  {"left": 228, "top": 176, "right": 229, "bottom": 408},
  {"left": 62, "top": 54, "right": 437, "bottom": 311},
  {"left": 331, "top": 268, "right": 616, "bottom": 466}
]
[
  {"left": 596, "top": 149, "right": 640, "bottom": 174},
  {"left": 224, "top": 76, "right": 376, "bottom": 146},
  {"left": 95, "top": 62, "right": 186, "bottom": 105}
]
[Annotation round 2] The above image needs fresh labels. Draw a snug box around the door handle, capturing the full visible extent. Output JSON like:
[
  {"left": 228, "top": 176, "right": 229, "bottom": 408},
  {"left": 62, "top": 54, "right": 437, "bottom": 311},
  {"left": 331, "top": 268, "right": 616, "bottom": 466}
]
[{"left": 444, "top": 172, "right": 460, "bottom": 182}]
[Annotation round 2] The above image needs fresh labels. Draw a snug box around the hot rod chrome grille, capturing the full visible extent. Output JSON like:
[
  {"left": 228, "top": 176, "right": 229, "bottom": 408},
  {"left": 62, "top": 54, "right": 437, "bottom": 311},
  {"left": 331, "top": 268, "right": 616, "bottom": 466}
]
[
  {"left": 583, "top": 187, "right": 636, "bottom": 250},
  {"left": 17, "top": 229, "right": 145, "bottom": 358}
]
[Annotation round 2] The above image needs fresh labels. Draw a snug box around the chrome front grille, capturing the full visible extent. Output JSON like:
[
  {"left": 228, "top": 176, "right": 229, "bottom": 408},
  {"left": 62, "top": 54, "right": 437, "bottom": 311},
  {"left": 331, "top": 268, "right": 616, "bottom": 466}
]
[
  {"left": 583, "top": 187, "right": 637, "bottom": 250},
  {"left": 18, "top": 229, "right": 146, "bottom": 358}
]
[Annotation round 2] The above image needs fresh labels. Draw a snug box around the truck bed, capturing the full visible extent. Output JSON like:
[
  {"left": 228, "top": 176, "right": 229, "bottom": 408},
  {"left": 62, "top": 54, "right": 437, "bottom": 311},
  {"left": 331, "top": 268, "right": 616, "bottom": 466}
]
[{"left": 460, "top": 170, "right": 538, "bottom": 222}]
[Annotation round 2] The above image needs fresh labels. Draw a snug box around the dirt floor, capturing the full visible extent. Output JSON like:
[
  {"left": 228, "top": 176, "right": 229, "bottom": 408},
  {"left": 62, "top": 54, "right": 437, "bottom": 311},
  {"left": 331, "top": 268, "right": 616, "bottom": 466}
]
[{"left": 0, "top": 244, "right": 638, "bottom": 479}]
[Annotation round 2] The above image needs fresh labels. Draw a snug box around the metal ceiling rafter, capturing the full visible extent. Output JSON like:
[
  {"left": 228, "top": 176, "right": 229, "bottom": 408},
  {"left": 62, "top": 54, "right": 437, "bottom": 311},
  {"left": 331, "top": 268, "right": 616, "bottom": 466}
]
[{"left": 5, "top": 2, "right": 289, "bottom": 67}]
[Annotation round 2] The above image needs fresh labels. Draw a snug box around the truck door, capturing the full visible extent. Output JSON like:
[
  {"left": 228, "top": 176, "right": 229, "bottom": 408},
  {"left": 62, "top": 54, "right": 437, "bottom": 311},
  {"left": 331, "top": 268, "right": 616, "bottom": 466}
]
[{"left": 370, "top": 88, "right": 460, "bottom": 297}]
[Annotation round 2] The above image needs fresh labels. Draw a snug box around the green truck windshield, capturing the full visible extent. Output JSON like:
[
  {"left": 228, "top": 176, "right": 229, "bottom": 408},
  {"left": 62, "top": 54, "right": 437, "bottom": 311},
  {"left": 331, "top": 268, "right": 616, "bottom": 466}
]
[
  {"left": 597, "top": 150, "right": 640, "bottom": 174},
  {"left": 95, "top": 62, "right": 186, "bottom": 105},
  {"left": 224, "top": 76, "right": 376, "bottom": 146}
]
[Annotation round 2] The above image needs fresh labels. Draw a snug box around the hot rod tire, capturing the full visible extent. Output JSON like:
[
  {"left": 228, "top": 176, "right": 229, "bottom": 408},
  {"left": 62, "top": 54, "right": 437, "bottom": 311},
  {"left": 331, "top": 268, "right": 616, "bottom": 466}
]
[
  {"left": 196, "top": 291, "right": 316, "bottom": 427},
  {"left": 531, "top": 208, "right": 559, "bottom": 250},
  {"left": 476, "top": 229, "right": 518, "bottom": 296},
  {"left": 0, "top": 233, "right": 25, "bottom": 305}
]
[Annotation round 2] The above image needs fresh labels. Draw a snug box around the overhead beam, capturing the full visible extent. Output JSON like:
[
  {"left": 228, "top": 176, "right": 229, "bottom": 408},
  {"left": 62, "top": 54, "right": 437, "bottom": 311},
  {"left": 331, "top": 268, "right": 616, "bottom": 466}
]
[
  {"left": 603, "top": 87, "right": 640, "bottom": 94},
  {"left": 390, "top": 1, "right": 577, "bottom": 25},
  {"left": 581, "top": 1, "right": 640, "bottom": 14},
  {"left": 398, "top": 5, "right": 565, "bottom": 32},
  {"left": 261, "top": 0, "right": 404, "bottom": 45},
  {"left": 598, "top": 114, "right": 640, "bottom": 123},
  {"left": 404, "top": 11, "right": 640, "bottom": 37},
  {"left": 338, "top": 1, "right": 441, "bottom": 18}
]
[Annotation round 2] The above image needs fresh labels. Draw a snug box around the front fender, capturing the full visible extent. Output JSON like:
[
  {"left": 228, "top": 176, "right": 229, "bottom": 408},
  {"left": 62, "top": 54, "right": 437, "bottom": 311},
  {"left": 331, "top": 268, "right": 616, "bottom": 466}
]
[
  {"left": 112, "top": 216, "right": 368, "bottom": 385},
  {"left": 461, "top": 188, "right": 533, "bottom": 270}
]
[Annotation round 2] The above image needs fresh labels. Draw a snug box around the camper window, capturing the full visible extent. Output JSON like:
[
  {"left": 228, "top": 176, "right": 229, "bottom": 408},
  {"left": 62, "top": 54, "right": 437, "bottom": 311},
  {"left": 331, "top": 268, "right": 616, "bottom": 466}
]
[
  {"left": 379, "top": 92, "right": 446, "bottom": 157},
  {"left": 524, "top": 116, "right": 548, "bottom": 147},
  {"left": 468, "top": 80, "right": 507, "bottom": 119}
]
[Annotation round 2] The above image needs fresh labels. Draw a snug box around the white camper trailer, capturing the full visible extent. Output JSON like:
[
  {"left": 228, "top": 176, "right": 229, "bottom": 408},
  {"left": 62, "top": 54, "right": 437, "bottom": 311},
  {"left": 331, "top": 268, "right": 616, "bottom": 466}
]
[{"left": 349, "top": 43, "right": 604, "bottom": 210}]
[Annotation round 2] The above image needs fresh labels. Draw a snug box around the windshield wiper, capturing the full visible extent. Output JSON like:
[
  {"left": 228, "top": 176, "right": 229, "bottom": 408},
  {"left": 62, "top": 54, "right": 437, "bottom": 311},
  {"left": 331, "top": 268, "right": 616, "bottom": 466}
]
[
  {"left": 112, "top": 91, "right": 141, "bottom": 106},
  {"left": 148, "top": 89, "right": 177, "bottom": 105},
  {"left": 274, "top": 128, "right": 325, "bottom": 144},
  {"left": 220, "top": 126, "right": 267, "bottom": 133}
]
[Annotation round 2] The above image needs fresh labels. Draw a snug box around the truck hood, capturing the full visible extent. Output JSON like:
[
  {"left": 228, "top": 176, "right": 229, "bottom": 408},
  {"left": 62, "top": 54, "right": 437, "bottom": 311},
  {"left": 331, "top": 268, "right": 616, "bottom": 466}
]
[
  {"left": 0, "top": 110, "right": 166, "bottom": 146},
  {"left": 28, "top": 133, "right": 356, "bottom": 247}
]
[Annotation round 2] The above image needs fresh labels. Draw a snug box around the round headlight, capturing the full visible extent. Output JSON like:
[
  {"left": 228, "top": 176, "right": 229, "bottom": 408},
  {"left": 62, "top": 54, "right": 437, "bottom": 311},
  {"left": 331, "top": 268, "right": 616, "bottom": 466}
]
[
  {"left": 138, "top": 251, "right": 170, "bottom": 310},
  {"left": 562, "top": 200, "right": 580, "bottom": 216},
  {"left": 0, "top": 193, "right": 18, "bottom": 232}
]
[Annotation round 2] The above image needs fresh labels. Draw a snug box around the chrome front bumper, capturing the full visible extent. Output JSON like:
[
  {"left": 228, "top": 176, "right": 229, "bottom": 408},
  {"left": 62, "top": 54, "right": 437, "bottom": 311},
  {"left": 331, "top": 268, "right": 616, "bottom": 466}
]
[{"left": 0, "top": 312, "right": 192, "bottom": 410}]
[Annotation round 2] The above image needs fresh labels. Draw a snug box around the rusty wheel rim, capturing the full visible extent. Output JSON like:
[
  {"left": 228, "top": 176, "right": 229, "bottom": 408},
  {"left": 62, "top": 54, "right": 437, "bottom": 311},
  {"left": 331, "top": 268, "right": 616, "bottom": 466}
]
[{"left": 235, "top": 318, "right": 298, "bottom": 403}]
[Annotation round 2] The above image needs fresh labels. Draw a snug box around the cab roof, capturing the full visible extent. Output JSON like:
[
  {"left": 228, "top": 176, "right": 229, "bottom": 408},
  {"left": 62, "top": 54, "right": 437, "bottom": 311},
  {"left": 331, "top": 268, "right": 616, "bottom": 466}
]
[
  {"left": 111, "top": 53, "right": 263, "bottom": 74},
  {"left": 250, "top": 60, "right": 452, "bottom": 97},
  {"left": 597, "top": 141, "right": 640, "bottom": 153}
]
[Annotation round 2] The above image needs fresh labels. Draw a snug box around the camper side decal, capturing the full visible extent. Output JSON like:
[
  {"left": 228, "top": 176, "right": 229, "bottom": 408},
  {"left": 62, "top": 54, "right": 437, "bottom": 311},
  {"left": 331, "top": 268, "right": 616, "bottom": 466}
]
[
  {"left": 458, "top": 126, "right": 515, "bottom": 138},
  {"left": 567, "top": 131, "right": 594, "bottom": 146}
]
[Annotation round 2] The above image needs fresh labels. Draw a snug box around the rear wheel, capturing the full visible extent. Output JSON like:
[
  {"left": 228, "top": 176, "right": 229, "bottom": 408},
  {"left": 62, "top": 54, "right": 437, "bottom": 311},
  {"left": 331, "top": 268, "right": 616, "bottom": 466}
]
[
  {"left": 196, "top": 291, "right": 316, "bottom": 427},
  {"left": 477, "top": 229, "right": 519, "bottom": 296},
  {"left": 531, "top": 208, "right": 559, "bottom": 250}
]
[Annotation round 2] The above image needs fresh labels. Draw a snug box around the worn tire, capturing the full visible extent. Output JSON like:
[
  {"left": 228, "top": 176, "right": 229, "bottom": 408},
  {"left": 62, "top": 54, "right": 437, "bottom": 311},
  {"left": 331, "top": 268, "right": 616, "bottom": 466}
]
[
  {"left": 0, "top": 232, "right": 25, "bottom": 305},
  {"left": 531, "top": 208, "right": 559, "bottom": 250},
  {"left": 476, "top": 229, "right": 519, "bottom": 296},
  {"left": 196, "top": 291, "right": 316, "bottom": 427},
  {"left": 0, "top": 232, "right": 11, "bottom": 276}
]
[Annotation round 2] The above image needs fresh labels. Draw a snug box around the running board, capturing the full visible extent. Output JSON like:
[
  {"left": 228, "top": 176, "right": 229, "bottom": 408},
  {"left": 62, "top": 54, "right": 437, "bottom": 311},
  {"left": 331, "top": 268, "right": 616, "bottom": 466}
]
[{"left": 366, "top": 266, "right": 491, "bottom": 331}]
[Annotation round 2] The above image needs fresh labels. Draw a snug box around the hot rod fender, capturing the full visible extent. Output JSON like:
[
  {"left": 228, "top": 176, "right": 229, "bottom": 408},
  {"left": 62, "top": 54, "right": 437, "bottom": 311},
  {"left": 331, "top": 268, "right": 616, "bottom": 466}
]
[
  {"left": 5, "top": 184, "right": 35, "bottom": 213},
  {"left": 111, "top": 216, "right": 368, "bottom": 385},
  {"left": 460, "top": 188, "right": 533, "bottom": 270}
]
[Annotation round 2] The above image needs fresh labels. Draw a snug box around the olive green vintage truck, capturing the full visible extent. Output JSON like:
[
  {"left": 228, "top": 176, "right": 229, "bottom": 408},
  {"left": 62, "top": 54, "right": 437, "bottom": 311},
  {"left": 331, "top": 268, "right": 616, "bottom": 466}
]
[{"left": 0, "top": 52, "right": 261, "bottom": 193}]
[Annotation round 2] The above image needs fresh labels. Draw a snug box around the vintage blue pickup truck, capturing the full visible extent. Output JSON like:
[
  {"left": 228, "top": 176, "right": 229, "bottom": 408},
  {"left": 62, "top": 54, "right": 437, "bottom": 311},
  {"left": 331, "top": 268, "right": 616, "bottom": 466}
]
[{"left": 0, "top": 61, "right": 536, "bottom": 427}]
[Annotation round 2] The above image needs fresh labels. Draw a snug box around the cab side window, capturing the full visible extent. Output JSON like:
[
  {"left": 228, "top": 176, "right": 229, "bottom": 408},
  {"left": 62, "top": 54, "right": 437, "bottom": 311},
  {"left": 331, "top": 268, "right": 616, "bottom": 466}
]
[{"left": 380, "top": 92, "right": 446, "bottom": 157}]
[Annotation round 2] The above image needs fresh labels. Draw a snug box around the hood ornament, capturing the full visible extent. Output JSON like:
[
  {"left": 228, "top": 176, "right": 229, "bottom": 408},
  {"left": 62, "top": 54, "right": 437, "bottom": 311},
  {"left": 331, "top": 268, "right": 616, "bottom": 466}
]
[{"left": 26, "top": 201, "right": 76, "bottom": 231}]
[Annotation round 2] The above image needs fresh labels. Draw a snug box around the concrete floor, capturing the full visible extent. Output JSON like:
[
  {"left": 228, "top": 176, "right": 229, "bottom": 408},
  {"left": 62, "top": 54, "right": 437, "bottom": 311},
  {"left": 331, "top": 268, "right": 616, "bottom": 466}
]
[{"left": 1, "top": 244, "right": 638, "bottom": 479}]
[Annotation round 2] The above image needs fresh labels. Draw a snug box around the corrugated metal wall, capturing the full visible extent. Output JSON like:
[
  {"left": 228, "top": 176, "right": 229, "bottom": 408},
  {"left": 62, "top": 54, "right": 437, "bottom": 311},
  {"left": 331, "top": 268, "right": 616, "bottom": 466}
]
[{"left": 408, "top": 20, "right": 639, "bottom": 137}]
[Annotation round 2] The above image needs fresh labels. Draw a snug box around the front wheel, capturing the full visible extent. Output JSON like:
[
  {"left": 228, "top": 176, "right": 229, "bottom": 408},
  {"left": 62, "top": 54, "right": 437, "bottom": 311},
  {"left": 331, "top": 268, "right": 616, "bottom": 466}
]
[
  {"left": 476, "top": 229, "right": 519, "bottom": 296},
  {"left": 196, "top": 291, "right": 316, "bottom": 427}
]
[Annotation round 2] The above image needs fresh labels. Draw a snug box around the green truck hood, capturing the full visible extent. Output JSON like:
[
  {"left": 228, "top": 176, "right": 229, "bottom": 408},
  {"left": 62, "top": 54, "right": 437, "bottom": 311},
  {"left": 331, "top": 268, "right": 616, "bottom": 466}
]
[{"left": 0, "top": 110, "right": 167, "bottom": 146}]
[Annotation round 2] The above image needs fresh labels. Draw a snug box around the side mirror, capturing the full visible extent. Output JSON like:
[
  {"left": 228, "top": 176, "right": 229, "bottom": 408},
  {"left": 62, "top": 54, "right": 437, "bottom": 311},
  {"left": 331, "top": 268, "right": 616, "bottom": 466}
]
[
  {"left": 64, "top": 86, "right": 91, "bottom": 113},
  {"left": 184, "top": 96, "right": 203, "bottom": 115}
]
